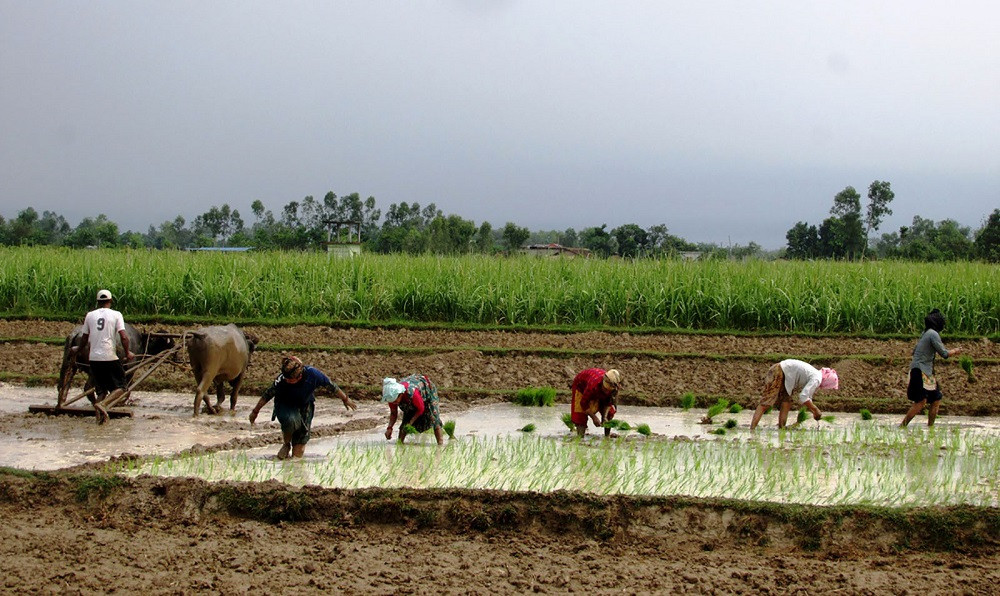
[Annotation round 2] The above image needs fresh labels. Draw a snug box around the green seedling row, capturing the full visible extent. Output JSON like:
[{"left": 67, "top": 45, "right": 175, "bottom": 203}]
[{"left": 109, "top": 422, "right": 1000, "bottom": 508}]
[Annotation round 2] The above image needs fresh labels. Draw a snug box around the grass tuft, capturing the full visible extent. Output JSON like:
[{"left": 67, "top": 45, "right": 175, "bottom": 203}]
[{"left": 514, "top": 387, "right": 557, "bottom": 407}]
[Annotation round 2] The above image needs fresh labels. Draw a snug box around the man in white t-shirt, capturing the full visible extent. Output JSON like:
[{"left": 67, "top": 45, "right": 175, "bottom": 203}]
[
  {"left": 81, "top": 289, "right": 133, "bottom": 423},
  {"left": 749, "top": 359, "right": 839, "bottom": 430}
]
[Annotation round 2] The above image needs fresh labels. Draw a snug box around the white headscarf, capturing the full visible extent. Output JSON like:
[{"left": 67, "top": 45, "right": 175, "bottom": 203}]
[{"left": 382, "top": 377, "right": 406, "bottom": 402}]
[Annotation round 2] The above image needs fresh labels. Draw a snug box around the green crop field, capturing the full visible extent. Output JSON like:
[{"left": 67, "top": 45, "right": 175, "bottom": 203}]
[{"left": 0, "top": 246, "right": 996, "bottom": 335}]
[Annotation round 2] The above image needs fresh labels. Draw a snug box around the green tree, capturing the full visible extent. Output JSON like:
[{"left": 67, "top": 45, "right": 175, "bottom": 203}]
[
  {"left": 785, "top": 221, "right": 819, "bottom": 259},
  {"left": 474, "top": 221, "right": 494, "bottom": 253},
  {"left": 558, "top": 227, "right": 578, "bottom": 247},
  {"left": 865, "top": 180, "right": 895, "bottom": 237},
  {"left": 975, "top": 209, "right": 1000, "bottom": 262},
  {"left": 64, "top": 214, "right": 120, "bottom": 248},
  {"left": 501, "top": 222, "right": 530, "bottom": 252},
  {"left": 831, "top": 186, "right": 861, "bottom": 218},
  {"left": 611, "top": 223, "right": 649, "bottom": 258},
  {"left": 427, "top": 214, "right": 476, "bottom": 254},
  {"left": 579, "top": 224, "right": 616, "bottom": 257},
  {"left": 193, "top": 204, "right": 245, "bottom": 246},
  {"left": 375, "top": 202, "right": 441, "bottom": 254}
]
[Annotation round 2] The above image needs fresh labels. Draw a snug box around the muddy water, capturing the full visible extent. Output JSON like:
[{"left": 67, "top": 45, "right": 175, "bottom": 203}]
[
  {"left": 6, "top": 383, "right": 1000, "bottom": 482},
  {"left": 0, "top": 385, "right": 380, "bottom": 470}
]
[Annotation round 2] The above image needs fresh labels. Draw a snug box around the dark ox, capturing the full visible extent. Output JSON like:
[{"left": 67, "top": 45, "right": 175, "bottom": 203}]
[
  {"left": 57, "top": 323, "right": 176, "bottom": 405},
  {"left": 186, "top": 324, "right": 258, "bottom": 416}
]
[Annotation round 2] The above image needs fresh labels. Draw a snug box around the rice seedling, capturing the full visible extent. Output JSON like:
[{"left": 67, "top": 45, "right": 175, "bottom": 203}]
[
  {"left": 860, "top": 409, "right": 873, "bottom": 420},
  {"left": 724, "top": 419, "right": 738, "bottom": 429},
  {"left": 796, "top": 408, "right": 808, "bottom": 424},
  {"left": 701, "top": 398, "right": 730, "bottom": 423},
  {"left": 514, "top": 387, "right": 556, "bottom": 407},
  {"left": 959, "top": 355, "right": 976, "bottom": 383},
  {"left": 560, "top": 412, "right": 575, "bottom": 430},
  {"left": 443, "top": 420, "right": 456, "bottom": 439},
  {"left": 728, "top": 403, "right": 743, "bottom": 414},
  {"left": 636, "top": 423, "right": 651, "bottom": 436},
  {"left": 520, "top": 423, "right": 536, "bottom": 433},
  {"left": 710, "top": 428, "right": 726, "bottom": 435},
  {"left": 403, "top": 424, "right": 418, "bottom": 435},
  {"left": 679, "top": 392, "right": 696, "bottom": 410},
  {"left": 821, "top": 415, "right": 835, "bottom": 423}
]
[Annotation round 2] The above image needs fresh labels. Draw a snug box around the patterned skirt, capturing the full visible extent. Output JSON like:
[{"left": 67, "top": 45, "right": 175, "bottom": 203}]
[
  {"left": 399, "top": 374, "right": 443, "bottom": 433},
  {"left": 758, "top": 363, "right": 791, "bottom": 409}
]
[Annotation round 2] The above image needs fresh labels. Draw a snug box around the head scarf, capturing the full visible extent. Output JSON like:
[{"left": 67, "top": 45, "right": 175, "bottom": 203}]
[
  {"left": 602, "top": 369, "right": 622, "bottom": 391},
  {"left": 819, "top": 367, "right": 839, "bottom": 390},
  {"left": 382, "top": 377, "right": 406, "bottom": 402}
]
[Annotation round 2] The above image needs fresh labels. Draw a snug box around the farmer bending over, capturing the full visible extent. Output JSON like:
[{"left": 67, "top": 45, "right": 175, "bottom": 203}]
[
  {"left": 249, "top": 356, "right": 356, "bottom": 459},
  {"left": 382, "top": 374, "right": 445, "bottom": 445},
  {"left": 749, "top": 359, "right": 838, "bottom": 431},
  {"left": 570, "top": 368, "right": 622, "bottom": 438}
]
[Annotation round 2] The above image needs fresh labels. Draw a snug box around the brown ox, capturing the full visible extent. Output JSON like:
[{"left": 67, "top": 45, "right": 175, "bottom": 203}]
[{"left": 186, "top": 324, "right": 258, "bottom": 416}]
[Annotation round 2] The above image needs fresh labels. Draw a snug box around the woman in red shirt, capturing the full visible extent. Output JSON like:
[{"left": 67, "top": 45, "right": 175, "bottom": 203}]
[{"left": 382, "top": 374, "right": 444, "bottom": 445}]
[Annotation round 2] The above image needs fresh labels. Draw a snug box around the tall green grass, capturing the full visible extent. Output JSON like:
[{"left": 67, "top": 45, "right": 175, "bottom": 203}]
[{"left": 1, "top": 247, "right": 997, "bottom": 334}]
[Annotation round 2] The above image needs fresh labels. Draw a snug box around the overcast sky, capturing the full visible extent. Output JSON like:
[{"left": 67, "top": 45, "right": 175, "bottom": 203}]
[{"left": 1, "top": 1, "right": 997, "bottom": 248}]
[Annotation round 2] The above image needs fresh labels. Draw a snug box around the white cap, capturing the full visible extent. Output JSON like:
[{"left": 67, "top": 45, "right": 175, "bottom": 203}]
[{"left": 96, "top": 289, "right": 113, "bottom": 301}]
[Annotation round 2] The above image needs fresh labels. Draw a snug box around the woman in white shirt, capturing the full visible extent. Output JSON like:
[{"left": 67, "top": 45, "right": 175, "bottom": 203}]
[{"left": 749, "top": 359, "right": 839, "bottom": 430}]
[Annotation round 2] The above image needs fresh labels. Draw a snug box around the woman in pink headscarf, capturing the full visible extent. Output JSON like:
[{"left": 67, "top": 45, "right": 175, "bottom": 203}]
[{"left": 749, "top": 359, "right": 839, "bottom": 430}]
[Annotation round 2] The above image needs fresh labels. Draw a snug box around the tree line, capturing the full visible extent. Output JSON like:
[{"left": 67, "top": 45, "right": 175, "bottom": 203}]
[
  {"left": 0, "top": 191, "right": 759, "bottom": 259},
  {"left": 784, "top": 181, "right": 999, "bottom": 262},
  {"left": 1, "top": 185, "right": 997, "bottom": 261}
]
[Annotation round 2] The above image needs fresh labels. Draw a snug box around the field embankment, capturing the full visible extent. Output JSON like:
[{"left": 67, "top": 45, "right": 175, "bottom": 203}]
[{"left": 3, "top": 470, "right": 1000, "bottom": 593}]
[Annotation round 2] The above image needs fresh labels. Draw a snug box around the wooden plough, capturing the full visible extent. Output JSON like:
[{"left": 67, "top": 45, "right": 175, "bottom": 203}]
[{"left": 29, "top": 332, "right": 188, "bottom": 422}]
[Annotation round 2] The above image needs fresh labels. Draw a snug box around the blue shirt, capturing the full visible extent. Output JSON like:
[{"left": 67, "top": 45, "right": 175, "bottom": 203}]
[{"left": 263, "top": 366, "right": 336, "bottom": 409}]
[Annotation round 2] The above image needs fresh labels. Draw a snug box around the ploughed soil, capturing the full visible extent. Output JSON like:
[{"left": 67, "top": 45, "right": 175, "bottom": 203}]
[
  {"left": 2, "top": 319, "right": 997, "bottom": 415},
  {"left": 3, "top": 472, "right": 1000, "bottom": 594},
  {"left": 3, "top": 319, "right": 1000, "bottom": 593}
]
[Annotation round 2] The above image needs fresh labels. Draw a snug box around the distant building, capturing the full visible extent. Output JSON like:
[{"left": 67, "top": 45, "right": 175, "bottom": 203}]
[
  {"left": 519, "top": 243, "right": 592, "bottom": 258},
  {"left": 188, "top": 246, "right": 254, "bottom": 252},
  {"left": 322, "top": 220, "right": 363, "bottom": 258}
]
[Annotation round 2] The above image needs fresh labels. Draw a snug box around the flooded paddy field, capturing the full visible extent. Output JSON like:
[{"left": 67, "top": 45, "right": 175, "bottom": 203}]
[{"left": 3, "top": 321, "right": 1000, "bottom": 592}]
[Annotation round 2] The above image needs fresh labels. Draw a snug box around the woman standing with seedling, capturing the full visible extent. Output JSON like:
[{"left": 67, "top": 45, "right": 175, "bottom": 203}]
[
  {"left": 749, "top": 360, "right": 838, "bottom": 430},
  {"left": 382, "top": 374, "right": 445, "bottom": 445},
  {"left": 570, "top": 368, "right": 622, "bottom": 437},
  {"left": 249, "top": 356, "right": 357, "bottom": 459},
  {"left": 901, "top": 309, "right": 962, "bottom": 428}
]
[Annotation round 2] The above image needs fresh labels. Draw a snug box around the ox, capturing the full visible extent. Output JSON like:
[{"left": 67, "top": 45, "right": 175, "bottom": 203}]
[
  {"left": 186, "top": 324, "right": 258, "bottom": 416},
  {"left": 57, "top": 323, "right": 175, "bottom": 405}
]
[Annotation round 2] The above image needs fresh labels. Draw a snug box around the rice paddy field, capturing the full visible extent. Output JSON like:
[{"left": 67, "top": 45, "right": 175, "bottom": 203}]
[{"left": 1, "top": 246, "right": 1000, "bottom": 593}]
